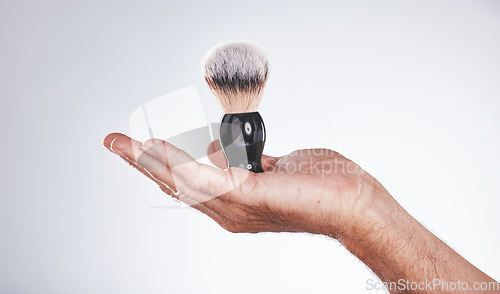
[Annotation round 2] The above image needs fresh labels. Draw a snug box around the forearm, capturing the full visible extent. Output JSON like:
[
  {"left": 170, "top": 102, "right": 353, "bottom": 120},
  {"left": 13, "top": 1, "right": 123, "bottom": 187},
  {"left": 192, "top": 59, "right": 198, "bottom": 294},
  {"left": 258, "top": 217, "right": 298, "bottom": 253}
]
[{"left": 334, "top": 180, "right": 498, "bottom": 293}]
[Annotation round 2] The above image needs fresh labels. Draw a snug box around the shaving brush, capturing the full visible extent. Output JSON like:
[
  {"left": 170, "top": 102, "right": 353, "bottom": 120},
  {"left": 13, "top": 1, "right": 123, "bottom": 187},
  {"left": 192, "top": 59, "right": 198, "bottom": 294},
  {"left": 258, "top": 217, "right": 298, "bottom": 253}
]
[{"left": 203, "top": 42, "right": 269, "bottom": 173}]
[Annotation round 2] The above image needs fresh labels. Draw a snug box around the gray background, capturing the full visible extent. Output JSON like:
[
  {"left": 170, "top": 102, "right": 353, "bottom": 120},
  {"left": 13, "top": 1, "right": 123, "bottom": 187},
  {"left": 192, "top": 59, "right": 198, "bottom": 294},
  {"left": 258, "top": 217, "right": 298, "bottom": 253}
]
[{"left": 1, "top": 0, "right": 499, "bottom": 293}]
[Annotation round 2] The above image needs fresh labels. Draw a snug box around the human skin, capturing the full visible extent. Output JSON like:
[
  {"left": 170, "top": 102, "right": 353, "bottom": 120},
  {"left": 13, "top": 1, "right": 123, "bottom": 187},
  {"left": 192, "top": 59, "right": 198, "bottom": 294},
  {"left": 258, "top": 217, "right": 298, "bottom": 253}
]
[{"left": 103, "top": 132, "right": 498, "bottom": 294}]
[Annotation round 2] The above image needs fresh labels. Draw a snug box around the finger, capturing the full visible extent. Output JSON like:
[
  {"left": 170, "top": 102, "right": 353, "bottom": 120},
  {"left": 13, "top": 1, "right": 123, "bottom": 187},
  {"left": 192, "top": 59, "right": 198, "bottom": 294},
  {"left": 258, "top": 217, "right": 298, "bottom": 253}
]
[
  {"left": 142, "top": 138, "right": 197, "bottom": 171},
  {"left": 105, "top": 135, "right": 238, "bottom": 218},
  {"left": 103, "top": 133, "right": 177, "bottom": 196},
  {"left": 142, "top": 138, "right": 243, "bottom": 198},
  {"left": 103, "top": 132, "right": 125, "bottom": 151},
  {"left": 108, "top": 139, "right": 226, "bottom": 219},
  {"left": 207, "top": 140, "right": 228, "bottom": 169},
  {"left": 122, "top": 137, "right": 234, "bottom": 205},
  {"left": 110, "top": 135, "right": 178, "bottom": 191},
  {"left": 112, "top": 136, "right": 212, "bottom": 206},
  {"left": 120, "top": 153, "right": 178, "bottom": 197}
]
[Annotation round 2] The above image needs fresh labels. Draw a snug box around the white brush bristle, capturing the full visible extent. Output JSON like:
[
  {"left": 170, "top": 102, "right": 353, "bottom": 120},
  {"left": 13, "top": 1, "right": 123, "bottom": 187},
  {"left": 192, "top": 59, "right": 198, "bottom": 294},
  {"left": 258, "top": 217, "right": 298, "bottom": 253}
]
[{"left": 202, "top": 42, "right": 269, "bottom": 113}]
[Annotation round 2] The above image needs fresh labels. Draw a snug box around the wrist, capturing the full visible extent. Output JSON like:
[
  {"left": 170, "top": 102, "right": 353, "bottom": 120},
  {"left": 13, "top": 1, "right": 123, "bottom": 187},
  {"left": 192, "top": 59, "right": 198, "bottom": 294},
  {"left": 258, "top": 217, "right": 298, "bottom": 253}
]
[
  {"left": 332, "top": 175, "right": 441, "bottom": 284},
  {"left": 330, "top": 173, "right": 414, "bottom": 268},
  {"left": 330, "top": 172, "right": 402, "bottom": 241}
]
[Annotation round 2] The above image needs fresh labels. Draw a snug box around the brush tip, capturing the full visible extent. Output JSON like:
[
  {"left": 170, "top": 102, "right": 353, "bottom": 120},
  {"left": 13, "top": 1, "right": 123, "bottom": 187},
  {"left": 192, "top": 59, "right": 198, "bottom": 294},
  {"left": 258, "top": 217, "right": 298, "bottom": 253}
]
[{"left": 202, "top": 41, "right": 269, "bottom": 113}]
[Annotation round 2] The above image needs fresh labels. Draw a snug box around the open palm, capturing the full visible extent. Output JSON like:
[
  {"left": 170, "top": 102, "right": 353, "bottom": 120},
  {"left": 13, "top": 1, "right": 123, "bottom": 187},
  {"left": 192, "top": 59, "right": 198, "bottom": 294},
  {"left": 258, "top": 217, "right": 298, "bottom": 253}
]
[{"left": 104, "top": 133, "right": 385, "bottom": 237}]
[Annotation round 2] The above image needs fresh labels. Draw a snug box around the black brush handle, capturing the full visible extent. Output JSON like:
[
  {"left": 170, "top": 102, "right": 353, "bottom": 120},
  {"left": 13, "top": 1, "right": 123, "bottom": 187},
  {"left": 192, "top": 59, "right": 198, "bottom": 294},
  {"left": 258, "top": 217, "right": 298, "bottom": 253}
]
[{"left": 219, "top": 112, "right": 265, "bottom": 173}]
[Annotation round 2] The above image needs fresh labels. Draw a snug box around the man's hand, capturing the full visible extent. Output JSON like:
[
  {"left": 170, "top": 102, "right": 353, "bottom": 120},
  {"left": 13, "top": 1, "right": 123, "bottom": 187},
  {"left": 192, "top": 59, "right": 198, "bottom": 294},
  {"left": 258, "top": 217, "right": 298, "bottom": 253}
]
[
  {"left": 103, "top": 133, "right": 498, "bottom": 294},
  {"left": 103, "top": 133, "right": 391, "bottom": 236}
]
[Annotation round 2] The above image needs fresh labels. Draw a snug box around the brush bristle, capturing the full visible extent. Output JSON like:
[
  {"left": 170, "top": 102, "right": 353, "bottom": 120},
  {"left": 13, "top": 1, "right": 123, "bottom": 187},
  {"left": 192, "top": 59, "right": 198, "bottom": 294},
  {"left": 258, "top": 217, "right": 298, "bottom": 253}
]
[{"left": 202, "top": 42, "right": 269, "bottom": 113}]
